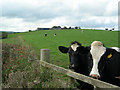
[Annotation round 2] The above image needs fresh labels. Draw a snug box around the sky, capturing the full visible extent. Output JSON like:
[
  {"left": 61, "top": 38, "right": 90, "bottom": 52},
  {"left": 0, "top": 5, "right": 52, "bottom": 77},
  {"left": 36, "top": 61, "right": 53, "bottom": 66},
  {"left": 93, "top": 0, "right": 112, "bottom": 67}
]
[{"left": 1, "top": 0, "right": 119, "bottom": 32}]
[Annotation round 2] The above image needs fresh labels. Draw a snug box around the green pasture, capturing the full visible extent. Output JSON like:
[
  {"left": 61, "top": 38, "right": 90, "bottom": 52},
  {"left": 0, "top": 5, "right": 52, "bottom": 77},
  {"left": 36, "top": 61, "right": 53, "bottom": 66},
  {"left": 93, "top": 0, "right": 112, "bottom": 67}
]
[{"left": 3, "top": 29, "right": 119, "bottom": 68}]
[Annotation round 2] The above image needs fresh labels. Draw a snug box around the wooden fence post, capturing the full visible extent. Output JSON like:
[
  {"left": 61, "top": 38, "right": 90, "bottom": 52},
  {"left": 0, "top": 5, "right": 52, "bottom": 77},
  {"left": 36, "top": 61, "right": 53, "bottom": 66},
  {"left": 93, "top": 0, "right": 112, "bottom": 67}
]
[
  {"left": 40, "top": 49, "right": 50, "bottom": 63},
  {"left": 70, "top": 69, "right": 75, "bottom": 87},
  {"left": 40, "top": 49, "right": 75, "bottom": 87}
]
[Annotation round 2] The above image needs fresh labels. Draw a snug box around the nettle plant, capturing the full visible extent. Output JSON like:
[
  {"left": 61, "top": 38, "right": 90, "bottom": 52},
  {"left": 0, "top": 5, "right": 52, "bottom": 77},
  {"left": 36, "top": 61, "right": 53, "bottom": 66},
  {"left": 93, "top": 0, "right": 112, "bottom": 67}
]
[
  {"left": 2, "top": 43, "right": 53, "bottom": 88},
  {"left": 2, "top": 43, "right": 35, "bottom": 83}
]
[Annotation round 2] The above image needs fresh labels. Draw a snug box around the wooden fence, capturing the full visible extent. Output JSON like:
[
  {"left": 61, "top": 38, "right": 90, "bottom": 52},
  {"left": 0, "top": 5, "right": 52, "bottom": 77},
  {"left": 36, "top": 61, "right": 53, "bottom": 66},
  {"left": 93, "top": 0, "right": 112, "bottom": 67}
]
[{"left": 40, "top": 49, "right": 120, "bottom": 89}]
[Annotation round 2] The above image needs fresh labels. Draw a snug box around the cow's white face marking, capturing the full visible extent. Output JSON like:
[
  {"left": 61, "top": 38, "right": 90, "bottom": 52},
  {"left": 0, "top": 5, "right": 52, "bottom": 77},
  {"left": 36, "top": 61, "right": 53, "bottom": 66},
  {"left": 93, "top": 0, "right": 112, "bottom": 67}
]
[
  {"left": 110, "top": 47, "right": 120, "bottom": 52},
  {"left": 71, "top": 43, "right": 79, "bottom": 51},
  {"left": 90, "top": 41, "right": 106, "bottom": 77}
]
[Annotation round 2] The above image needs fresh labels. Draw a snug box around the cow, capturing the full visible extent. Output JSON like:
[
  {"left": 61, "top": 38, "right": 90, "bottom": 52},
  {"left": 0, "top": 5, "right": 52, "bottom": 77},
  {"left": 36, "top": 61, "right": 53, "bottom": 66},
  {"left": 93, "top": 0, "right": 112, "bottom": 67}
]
[
  {"left": 58, "top": 41, "right": 93, "bottom": 89},
  {"left": 81, "top": 30, "right": 84, "bottom": 32},
  {"left": 89, "top": 41, "right": 120, "bottom": 87},
  {"left": 45, "top": 33, "right": 47, "bottom": 36},
  {"left": 54, "top": 33, "right": 56, "bottom": 36}
]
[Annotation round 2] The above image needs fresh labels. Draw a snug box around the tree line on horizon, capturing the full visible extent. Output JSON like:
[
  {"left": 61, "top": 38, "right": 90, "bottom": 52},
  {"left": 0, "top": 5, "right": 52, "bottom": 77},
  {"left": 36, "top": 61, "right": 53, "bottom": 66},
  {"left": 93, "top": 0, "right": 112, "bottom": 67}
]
[{"left": 29, "top": 26, "right": 115, "bottom": 32}]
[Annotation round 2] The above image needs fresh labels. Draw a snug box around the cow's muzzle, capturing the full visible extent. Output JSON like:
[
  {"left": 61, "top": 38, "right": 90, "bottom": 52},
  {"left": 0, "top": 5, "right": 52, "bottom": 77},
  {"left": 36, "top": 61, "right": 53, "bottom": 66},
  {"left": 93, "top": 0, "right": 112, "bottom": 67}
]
[
  {"left": 69, "top": 64, "right": 75, "bottom": 69},
  {"left": 90, "top": 74, "right": 100, "bottom": 79}
]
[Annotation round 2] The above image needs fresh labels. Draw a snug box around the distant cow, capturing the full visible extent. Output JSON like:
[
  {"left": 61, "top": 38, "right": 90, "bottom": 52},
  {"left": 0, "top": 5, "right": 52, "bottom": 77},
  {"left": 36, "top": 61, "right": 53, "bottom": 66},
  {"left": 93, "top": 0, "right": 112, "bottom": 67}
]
[
  {"left": 58, "top": 41, "right": 93, "bottom": 89},
  {"left": 45, "top": 33, "right": 47, "bottom": 36},
  {"left": 89, "top": 41, "right": 120, "bottom": 86},
  {"left": 81, "top": 30, "right": 84, "bottom": 32},
  {"left": 54, "top": 33, "right": 56, "bottom": 36}
]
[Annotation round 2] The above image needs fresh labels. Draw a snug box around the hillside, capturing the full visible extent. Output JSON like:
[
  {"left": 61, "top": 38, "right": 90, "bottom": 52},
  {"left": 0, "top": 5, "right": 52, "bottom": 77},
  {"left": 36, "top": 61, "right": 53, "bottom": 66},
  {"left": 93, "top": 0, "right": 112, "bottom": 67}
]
[
  {"left": 3, "top": 29, "right": 119, "bottom": 68},
  {"left": 2, "top": 29, "right": 119, "bottom": 88}
]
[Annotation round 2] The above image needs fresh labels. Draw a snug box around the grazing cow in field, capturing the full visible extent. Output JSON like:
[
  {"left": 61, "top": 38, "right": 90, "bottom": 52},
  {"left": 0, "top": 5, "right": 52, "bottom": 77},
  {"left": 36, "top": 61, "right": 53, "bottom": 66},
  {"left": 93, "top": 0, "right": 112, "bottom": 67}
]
[
  {"left": 58, "top": 41, "right": 93, "bottom": 89},
  {"left": 81, "top": 30, "right": 84, "bottom": 32},
  {"left": 54, "top": 33, "right": 56, "bottom": 36},
  {"left": 45, "top": 33, "right": 47, "bottom": 36},
  {"left": 89, "top": 41, "right": 120, "bottom": 86}
]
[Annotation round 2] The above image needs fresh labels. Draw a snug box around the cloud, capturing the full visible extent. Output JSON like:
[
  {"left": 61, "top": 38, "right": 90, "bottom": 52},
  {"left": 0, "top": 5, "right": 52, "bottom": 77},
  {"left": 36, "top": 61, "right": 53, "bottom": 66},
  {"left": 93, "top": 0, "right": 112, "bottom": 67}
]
[
  {"left": 2, "top": 0, "right": 74, "bottom": 21},
  {"left": 1, "top": 0, "right": 118, "bottom": 32},
  {"left": 105, "top": 0, "right": 118, "bottom": 16}
]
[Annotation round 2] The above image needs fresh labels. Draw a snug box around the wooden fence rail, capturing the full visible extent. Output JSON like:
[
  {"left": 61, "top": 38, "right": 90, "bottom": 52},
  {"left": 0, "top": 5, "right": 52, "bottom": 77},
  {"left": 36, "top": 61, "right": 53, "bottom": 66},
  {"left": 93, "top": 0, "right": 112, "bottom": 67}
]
[{"left": 40, "top": 49, "right": 120, "bottom": 89}]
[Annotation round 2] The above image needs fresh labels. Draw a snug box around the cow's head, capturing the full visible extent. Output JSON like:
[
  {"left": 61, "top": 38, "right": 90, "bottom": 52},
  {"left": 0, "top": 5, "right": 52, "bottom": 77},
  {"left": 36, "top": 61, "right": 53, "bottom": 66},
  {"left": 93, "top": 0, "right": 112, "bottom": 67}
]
[
  {"left": 58, "top": 41, "right": 90, "bottom": 71},
  {"left": 89, "top": 41, "right": 106, "bottom": 79}
]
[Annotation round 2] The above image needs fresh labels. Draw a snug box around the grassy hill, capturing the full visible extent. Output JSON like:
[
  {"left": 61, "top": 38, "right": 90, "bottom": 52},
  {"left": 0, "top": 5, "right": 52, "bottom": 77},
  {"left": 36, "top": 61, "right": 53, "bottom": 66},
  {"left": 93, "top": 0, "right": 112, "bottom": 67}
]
[
  {"left": 3, "top": 29, "right": 119, "bottom": 68},
  {"left": 2, "top": 29, "right": 120, "bottom": 88}
]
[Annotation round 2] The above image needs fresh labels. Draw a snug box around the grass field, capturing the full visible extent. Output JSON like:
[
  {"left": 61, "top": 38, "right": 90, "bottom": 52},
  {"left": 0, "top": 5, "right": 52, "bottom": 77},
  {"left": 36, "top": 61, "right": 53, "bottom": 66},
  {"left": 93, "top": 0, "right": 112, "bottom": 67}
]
[{"left": 3, "top": 29, "right": 119, "bottom": 68}]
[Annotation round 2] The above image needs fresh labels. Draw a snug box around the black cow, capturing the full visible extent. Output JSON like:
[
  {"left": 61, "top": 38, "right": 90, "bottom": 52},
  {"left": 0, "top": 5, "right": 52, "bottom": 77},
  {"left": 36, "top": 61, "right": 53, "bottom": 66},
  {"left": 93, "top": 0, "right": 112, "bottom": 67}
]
[
  {"left": 89, "top": 41, "right": 120, "bottom": 87},
  {"left": 58, "top": 41, "right": 93, "bottom": 89},
  {"left": 45, "top": 33, "right": 47, "bottom": 36}
]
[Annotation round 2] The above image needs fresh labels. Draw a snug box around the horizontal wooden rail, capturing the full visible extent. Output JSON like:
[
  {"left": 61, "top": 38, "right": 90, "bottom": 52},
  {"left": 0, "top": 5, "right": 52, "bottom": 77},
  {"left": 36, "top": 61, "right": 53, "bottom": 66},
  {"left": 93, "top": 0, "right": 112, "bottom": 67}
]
[{"left": 40, "top": 60, "right": 120, "bottom": 89}]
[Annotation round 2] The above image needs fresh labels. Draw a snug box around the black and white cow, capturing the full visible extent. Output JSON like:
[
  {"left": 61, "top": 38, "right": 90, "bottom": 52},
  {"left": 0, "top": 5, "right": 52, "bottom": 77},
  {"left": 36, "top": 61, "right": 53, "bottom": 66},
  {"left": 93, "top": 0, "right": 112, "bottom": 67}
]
[
  {"left": 89, "top": 41, "right": 120, "bottom": 86},
  {"left": 58, "top": 41, "right": 93, "bottom": 89},
  {"left": 54, "top": 33, "right": 56, "bottom": 36},
  {"left": 45, "top": 33, "right": 47, "bottom": 36}
]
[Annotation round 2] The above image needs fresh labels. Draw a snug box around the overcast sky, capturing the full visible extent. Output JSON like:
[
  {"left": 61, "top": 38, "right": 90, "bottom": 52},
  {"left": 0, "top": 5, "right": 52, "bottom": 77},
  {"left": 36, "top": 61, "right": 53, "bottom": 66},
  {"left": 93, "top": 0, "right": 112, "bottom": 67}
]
[{"left": 1, "top": 0, "right": 119, "bottom": 32}]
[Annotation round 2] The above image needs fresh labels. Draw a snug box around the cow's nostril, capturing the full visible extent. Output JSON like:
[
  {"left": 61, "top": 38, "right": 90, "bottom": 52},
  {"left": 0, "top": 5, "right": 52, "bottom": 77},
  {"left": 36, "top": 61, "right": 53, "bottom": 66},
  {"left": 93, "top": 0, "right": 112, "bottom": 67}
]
[
  {"left": 92, "top": 77, "right": 98, "bottom": 79},
  {"left": 90, "top": 74, "right": 100, "bottom": 79}
]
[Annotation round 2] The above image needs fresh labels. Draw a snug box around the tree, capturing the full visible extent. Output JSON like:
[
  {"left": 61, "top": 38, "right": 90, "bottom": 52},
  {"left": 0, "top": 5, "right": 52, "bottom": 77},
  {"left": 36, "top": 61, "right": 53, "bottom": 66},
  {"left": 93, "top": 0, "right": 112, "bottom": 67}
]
[
  {"left": 57, "top": 26, "right": 61, "bottom": 28},
  {"left": 63, "top": 26, "right": 67, "bottom": 29},
  {"left": 69, "top": 27, "right": 71, "bottom": 29},
  {"left": 112, "top": 28, "right": 114, "bottom": 31},
  {"left": 75, "top": 26, "right": 78, "bottom": 29},
  {"left": 37, "top": 27, "right": 40, "bottom": 30},
  {"left": 52, "top": 26, "right": 57, "bottom": 28},
  {"left": 78, "top": 27, "right": 81, "bottom": 29},
  {"left": 52, "top": 26, "right": 61, "bottom": 29},
  {"left": 1, "top": 32, "right": 8, "bottom": 39},
  {"left": 105, "top": 28, "right": 108, "bottom": 30},
  {"left": 29, "top": 30, "right": 32, "bottom": 32}
]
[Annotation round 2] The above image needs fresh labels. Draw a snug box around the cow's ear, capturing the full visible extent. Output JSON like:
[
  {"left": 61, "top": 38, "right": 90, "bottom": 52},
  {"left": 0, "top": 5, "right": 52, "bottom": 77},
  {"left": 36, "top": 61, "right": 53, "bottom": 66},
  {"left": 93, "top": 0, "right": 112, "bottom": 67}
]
[{"left": 58, "top": 46, "right": 69, "bottom": 53}]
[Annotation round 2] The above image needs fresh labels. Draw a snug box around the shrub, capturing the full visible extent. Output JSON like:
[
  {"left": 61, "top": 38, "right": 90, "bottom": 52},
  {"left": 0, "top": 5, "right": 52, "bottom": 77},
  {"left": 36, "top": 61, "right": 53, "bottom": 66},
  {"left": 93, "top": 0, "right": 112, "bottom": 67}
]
[
  {"left": 1, "top": 32, "right": 8, "bottom": 39},
  {"left": 29, "top": 30, "right": 32, "bottom": 32},
  {"left": 2, "top": 43, "right": 53, "bottom": 88},
  {"left": 2, "top": 43, "right": 35, "bottom": 83}
]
